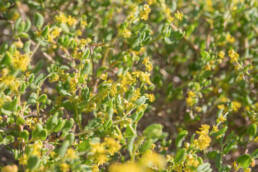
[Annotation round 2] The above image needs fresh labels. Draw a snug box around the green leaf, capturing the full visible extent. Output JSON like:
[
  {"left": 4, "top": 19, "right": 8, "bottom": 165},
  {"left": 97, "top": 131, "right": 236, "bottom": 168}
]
[
  {"left": 128, "top": 135, "right": 136, "bottom": 158},
  {"left": 143, "top": 124, "right": 163, "bottom": 139},
  {"left": 24, "top": 18, "right": 31, "bottom": 32},
  {"left": 140, "top": 139, "right": 153, "bottom": 153},
  {"left": 174, "top": 148, "right": 186, "bottom": 163},
  {"left": 62, "top": 119, "right": 74, "bottom": 132},
  {"left": 197, "top": 163, "right": 212, "bottom": 172},
  {"left": 53, "top": 120, "right": 65, "bottom": 132},
  {"left": 27, "top": 156, "right": 40, "bottom": 170},
  {"left": 38, "top": 94, "right": 48, "bottom": 104},
  {"left": 175, "top": 130, "right": 188, "bottom": 148},
  {"left": 20, "top": 130, "right": 29, "bottom": 141},
  {"left": 66, "top": 133, "right": 75, "bottom": 145},
  {"left": 135, "top": 96, "right": 146, "bottom": 105},
  {"left": 15, "top": 17, "right": 23, "bottom": 32},
  {"left": 34, "top": 12, "right": 44, "bottom": 29},
  {"left": 251, "top": 149, "right": 258, "bottom": 159},
  {"left": 58, "top": 140, "right": 70, "bottom": 157},
  {"left": 247, "top": 124, "right": 257, "bottom": 137},
  {"left": 236, "top": 154, "right": 252, "bottom": 169},
  {"left": 78, "top": 140, "right": 90, "bottom": 152}
]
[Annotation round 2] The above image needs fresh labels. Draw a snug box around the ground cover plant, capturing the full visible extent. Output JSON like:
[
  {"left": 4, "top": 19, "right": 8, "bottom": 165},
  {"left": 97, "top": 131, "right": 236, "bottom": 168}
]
[{"left": 0, "top": 0, "right": 257, "bottom": 171}]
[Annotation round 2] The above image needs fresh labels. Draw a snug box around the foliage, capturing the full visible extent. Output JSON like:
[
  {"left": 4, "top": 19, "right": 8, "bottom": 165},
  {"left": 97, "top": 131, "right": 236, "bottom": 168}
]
[{"left": 0, "top": 0, "right": 257, "bottom": 172}]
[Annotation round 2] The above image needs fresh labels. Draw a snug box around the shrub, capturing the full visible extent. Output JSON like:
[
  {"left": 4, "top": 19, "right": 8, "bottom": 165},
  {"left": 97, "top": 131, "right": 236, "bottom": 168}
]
[{"left": 0, "top": 0, "right": 257, "bottom": 172}]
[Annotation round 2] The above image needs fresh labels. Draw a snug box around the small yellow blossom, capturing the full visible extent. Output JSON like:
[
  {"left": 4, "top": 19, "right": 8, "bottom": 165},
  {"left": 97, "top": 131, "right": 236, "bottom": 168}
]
[
  {"left": 194, "top": 124, "right": 211, "bottom": 150},
  {"left": 232, "top": 101, "right": 241, "bottom": 112},
  {"left": 142, "top": 57, "right": 153, "bottom": 72},
  {"left": 12, "top": 51, "right": 30, "bottom": 71},
  {"left": 48, "top": 27, "right": 61, "bottom": 42},
  {"left": 56, "top": 13, "right": 77, "bottom": 26},
  {"left": 244, "top": 168, "right": 251, "bottom": 172},
  {"left": 218, "top": 51, "right": 225, "bottom": 59},
  {"left": 65, "top": 148, "right": 78, "bottom": 159},
  {"left": 1, "top": 165, "right": 18, "bottom": 172},
  {"left": 60, "top": 163, "right": 69, "bottom": 172},
  {"left": 120, "top": 28, "right": 132, "bottom": 38},
  {"left": 217, "top": 115, "right": 226, "bottom": 123},
  {"left": 92, "top": 165, "right": 99, "bottom": 172},
  {"left": 254, "top": 136, "right": 258, "bottom": 143},
  {"left": 147, "top": 0, "right": 156, "bottom": 5},
  {"left": 109, "top": 161, "right": 141, "bottom": 172},
  {"left": 212, "top": 125, "right": 219, "bottom": 133},
  {"left": 175, "top": 11, "right": 183, "bottom": 21},
  {"left": 104, "top": 137, "right": 121, "bottom": 155},
  {"left": 185, "top": 155, "right": 199, "bottom": 167},
  {"left": 96, "top": 154, "right": 109, "bottom": 165},
  {"left": 186, "top": 91, "right": 196, "bottom": 107},
  {"left": 80, "top": 20, "right": 87, "bottom": 27},
  {"left": 220, "top": 96, "right": 229, "bottom": 103},
  {"left": 31, "top": 141, "right": 42, "bottom": 156},
  {"left": 14, "top": 40, "right": 24, "bottom": 48},
  {"left": 164, "top": 6, "right": 174, "bottom": 22},
  {"left": 226, "top": 33, "right": 235, "bottom": 43},
  {"left": 90, "top": 143, "right": 106, "bottom": 154},
  {"left": 140, "top": 150, "right": 167, "bottom": 170},
  {"left": 217, "top": 104, "right": 225, "bottom": 110},
  {"left": 66, "top": 15, "right": 77, "bottom": 26},
  {"left": 228, "top": 49, "right": 239, "bottom": 63},
  {"left": 140, "top": 4, "right": 151, "bottom": 21},
  {"left": 145, "top": 93, "right": 155, "bottom": 102},
  {"left": 0, "top": 75, "right": 20, "bottom": 92},
  {"left": 19, "top": 154, "right": 28, "bottom": 165}
]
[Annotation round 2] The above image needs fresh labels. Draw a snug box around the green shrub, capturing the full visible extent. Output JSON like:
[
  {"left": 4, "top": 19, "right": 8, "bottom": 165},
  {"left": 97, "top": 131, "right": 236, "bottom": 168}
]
[{"left": 0, "top": 0, "right": 257, "bottom": 172}]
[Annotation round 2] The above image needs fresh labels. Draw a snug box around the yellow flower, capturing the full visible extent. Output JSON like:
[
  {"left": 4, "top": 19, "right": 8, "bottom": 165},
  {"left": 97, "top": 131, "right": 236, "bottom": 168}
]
[
  {"left": 185, "top": 154, "right": 199, "bottom": 167},
  {"left": 48, "top": 27, "right": 61, "bottom": 42},
  {"left": 186, "top": 91, "right": 196, "bottom": 107},
  {"left": 121, "top": 28, "right": 132, "bottom": 38},
  {"left": 220, "top": 96, "right": 229, "bottom": 103},
  {"left": 145, "top": 94, "right": 155, "bottom": 102},
  {"left": 104, "top": 137, "right": 121, "bottom": 155},
  {"left": 217, "top": 115, "right": 226, "bottom": 123},
  {"left": 60, "top": 163, "right": 69, "bottom": 172},
  {"left": 14, "top": 40, "right": 24, "bottom": 48},
  {"left": 1, "top": 165, "right": 18, "bottom": 172},
  {"left": 109, "top": 161, "right": 141, "bottom": 172},
  {"left": 0, "top": 75, "right": 20, "bottom": 92},
  {"left": 254, "top": 136, "right": 258, "bottom": 143},
  {"left": 244, "top": 168, "right": 251, "bottom": 172},
  {"left": 55, "top": 12, "right": 67, "bottom": 23},
  {"left": 140, "top": 150, "right": 167, "bottom": 170},
  {"left": 31, "top": 141, "right": 42, "bottom": 156},
  {"left": 65, "top": 148, "right": 78, "bottom": 159},
  {"left": 12, "top": 51, "right": 30, "bottom": 71},
  {"left": 194, "top": 124, "right": 211, "bottom": 150},
  {"left": 66, "top": 15, "right": 77, "bottom": 26},
  {"left": 96, "top": 154, "right": 109, "bottom": 166},
  {"left": 80, "top": 20, "right": 87, "bottom": 27},
  {"left": 226, "top": 33, "right": 235, "bottom": 43},
  {"left": 92, "top": 165, "right": 99, "bottom": 172},
  {"left": 217, "top": 104, "right": 225, "bottom": 110},
  {"left": 142, "top": 57, "right": 153, "bottom": 72},
  {"left": 164, "top": 6, "right": 174, "bottom": 22},
  {"left": 228, "top": 49, "right": 239, "bottom": 63},
  {"left": 218, "top": 51, "right": 225, "bottom": 59},
  {"left": 212, "top": 125, "right": 219, "bottom": 133},
  {"left": 232, "top": 101, "right": 241, "bottom": 112},
  {"left": 90, "top": 143, "right": 106, "bottom": 154},
  {"left": 140, "top": 4, "right": 151, "bottom": 20},
  {"left": 147, "top": 0, "right": 156, "bottom": 5},
  {"left": 55, "top": 13, "right": 77, "bottom": 26},
  {"left": 175, "top": 11, "right": 183, "bottom": 21}
]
